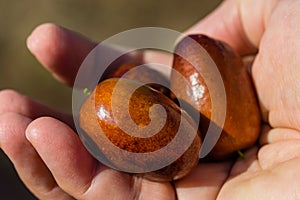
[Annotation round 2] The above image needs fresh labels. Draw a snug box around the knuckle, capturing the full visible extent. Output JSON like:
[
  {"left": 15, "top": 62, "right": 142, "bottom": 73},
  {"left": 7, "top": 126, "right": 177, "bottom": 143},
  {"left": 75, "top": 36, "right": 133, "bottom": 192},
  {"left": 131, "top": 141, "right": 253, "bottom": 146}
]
[
  {"left": 0, "top": 113, "right": 24, "bottom": 146},
  {"left": 0, "top": 114, "right": 33, "bottom": 162},
  {"left": 0, "top": 89, "right": 21, "bottom": 99},
  {"left": 0, "top": 89, "right": 26, "bottom": 114}
]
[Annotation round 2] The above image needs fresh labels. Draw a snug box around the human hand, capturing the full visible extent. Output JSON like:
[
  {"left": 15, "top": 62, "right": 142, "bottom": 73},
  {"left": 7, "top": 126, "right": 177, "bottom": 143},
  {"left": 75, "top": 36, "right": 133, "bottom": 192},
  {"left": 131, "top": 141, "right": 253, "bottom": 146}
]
[
  {"left": 0, "top": 23, "right": 184, "bottom": 200},
  {"left": 183, "top": 0, "right": 300, "bottom": 199},
  {"left": 1, "top": 0, "right": 300, "bottom": 199}
]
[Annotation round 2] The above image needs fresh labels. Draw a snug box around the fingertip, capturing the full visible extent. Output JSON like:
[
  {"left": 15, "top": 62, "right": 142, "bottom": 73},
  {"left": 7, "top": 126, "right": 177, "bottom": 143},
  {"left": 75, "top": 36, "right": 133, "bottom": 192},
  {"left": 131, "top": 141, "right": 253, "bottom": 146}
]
[
  {"left": 25, "top": 116, "right": 68, "bottom": 143},
  {"left": 0, "top": 115, "right": 74, "bottom": 199},
  {"left": 24, "top": 117, "right": 39, "bottom": 143},
  {"left": 24, "top": 116, "right": 98, "bottom": 196},
  {"left": 26, "top": 23, "right": 97, "bottom": 85},
  {"left": 27, "top": 23, "right": 61, "bottom": 66},
  {"left": 27, "top": 23, "right": 55, "bottom": 51}
]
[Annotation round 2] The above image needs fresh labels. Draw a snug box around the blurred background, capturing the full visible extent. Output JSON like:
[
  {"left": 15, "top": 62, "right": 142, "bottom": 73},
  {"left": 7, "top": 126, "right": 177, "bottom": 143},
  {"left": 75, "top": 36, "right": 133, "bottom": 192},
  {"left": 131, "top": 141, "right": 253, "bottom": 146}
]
[{"left": 0, "top": 0, "right": 221, "bottom": 199}]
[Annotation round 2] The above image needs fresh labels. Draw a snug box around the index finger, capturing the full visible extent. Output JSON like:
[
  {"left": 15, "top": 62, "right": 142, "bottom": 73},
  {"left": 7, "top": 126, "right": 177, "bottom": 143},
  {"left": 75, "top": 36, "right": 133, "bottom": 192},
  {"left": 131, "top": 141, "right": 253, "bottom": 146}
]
[
  {"left": 27, "top": 23, "right": 97, "bottom": 86},
  {"left": 27, "top": 23, "right": 143, "bottom": 86}
]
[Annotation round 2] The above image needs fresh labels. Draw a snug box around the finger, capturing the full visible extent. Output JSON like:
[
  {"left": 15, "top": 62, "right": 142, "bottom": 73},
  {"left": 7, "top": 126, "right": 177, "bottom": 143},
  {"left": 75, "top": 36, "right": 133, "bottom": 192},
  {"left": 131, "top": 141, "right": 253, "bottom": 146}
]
[
  {"left": 143, "top": 50, "right": 173, "bottom": 77},
  {"left": 0, "top": 89, "right": 73, "bottom": 127},
  {"left": 27, "top": 23, "right": 144, "bottom": 87},
  {"left": 27, "top": 23, "right": 97, "bottom": 86},
  {"left": 269, "top": 108, "right": 300, "bottom": 132},
  {"left": 228, "top": 146, "right": 261, "bottom": 179},
  {"left": 26, "top": 117, "right": 176, "bottom": 200},
  {"left": 175, "top": 161, "right": 232, "bottom": 200},
  {"left": 0, "top": 113, "right": 74, "bottom": 200},
  {"left": 185, "top": 0, "right": 279, "bottom": 55},
  {"left": 218, "top": 156, "right": 300, "bottom": 199},
  {"left": 134, "top": 177, "right": 176, "bottom": 200},
  {"left": 25, "top": 117, "right": 99, "bottom": 199},
  {"left": 258, "top": 139, "right": 300, "bottom": 170},
  {"left": 260, "top": 126, "right": 300, "bottom": 145},
  {"left": 216, "top": 147, "right": 262, "bottom": 199}
]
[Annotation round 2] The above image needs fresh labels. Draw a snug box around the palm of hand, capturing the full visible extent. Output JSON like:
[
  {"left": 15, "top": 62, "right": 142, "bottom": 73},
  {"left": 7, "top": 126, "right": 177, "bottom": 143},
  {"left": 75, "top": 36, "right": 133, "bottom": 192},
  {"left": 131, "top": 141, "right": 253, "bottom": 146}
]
[
  {"left": 93, "top": 21, "right": 300, "bottom": 199},
  {"left": 215, "top": 7, "right": 300, "bottom": 198},
  {"left": 175, "top": 3, "right": 300, "bottom": 197},
  {"left": 174, "top": 49, "right": 300, "bottom": 199}
]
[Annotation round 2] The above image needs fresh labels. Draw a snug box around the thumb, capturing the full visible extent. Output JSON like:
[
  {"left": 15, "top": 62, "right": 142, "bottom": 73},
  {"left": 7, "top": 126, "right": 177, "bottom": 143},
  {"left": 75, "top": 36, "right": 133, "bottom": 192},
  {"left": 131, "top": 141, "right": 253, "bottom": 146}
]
[{"left": 185, "top": 0, "right": 279, "bottom": 55}]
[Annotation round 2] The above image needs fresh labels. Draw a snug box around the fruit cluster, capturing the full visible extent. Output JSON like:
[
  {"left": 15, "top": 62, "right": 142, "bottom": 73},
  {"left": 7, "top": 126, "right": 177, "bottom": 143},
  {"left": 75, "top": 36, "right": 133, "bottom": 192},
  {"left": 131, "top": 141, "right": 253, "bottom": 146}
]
[{"left": 79, "top": 34, "right": 261, "bottom": 181}]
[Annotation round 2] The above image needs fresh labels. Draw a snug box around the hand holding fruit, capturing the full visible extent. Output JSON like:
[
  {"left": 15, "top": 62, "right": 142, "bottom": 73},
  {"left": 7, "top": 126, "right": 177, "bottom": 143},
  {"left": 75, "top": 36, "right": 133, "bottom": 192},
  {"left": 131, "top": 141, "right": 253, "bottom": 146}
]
[
  {"left": 79, "top": 34, "right": 260, "bottom": 181},
  {"left": 1, "top": 0, "right": 300, "bottom": 199}
]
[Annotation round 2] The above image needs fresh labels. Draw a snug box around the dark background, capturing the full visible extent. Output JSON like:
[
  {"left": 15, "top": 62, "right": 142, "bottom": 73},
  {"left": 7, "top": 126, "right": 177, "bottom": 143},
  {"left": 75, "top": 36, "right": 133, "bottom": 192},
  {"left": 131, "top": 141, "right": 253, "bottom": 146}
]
[{"left": 0, "top": 0, "right": 221, "bottom": 199}]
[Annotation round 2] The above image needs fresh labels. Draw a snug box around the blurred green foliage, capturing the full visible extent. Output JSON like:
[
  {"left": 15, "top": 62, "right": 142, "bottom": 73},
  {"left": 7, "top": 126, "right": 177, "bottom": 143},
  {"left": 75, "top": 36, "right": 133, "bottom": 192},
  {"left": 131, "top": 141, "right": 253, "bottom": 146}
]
[{"left": 0, "top": 0, "right": 221, "bottom": 199}]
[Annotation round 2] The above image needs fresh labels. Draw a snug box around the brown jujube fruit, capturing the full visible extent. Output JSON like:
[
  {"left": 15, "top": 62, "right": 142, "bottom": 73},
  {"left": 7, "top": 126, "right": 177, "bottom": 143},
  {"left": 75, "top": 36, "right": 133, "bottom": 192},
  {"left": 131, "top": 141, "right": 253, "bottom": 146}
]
[
  {"left": 171, "top": 34, "right": 261, "bottom": 159},
  {"left": 79, "top": 78, "right": 201, "bottom": 181},
  {"left": 105, "top": 62, "right": 171, "bottom": 96}
]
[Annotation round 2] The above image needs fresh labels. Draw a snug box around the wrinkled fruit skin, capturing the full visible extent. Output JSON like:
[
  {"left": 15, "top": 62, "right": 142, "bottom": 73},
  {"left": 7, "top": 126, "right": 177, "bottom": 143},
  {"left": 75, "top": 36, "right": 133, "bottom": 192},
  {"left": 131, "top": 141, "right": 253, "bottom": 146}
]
[
  {"left": 171, "top": 34, "right": 261, "bottom": 159},
  {"left": 79, "top": 78, "right": 201, "bottom": 181}
]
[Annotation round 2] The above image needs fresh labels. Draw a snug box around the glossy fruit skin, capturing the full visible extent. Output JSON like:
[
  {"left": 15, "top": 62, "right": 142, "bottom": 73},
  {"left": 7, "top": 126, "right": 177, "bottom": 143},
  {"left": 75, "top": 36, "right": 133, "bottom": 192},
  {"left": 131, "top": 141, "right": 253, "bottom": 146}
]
[
  {"left": 171, "top": 34, "right": 261, "bottom": 159},
  {"left": 79, "top": 78, "right": 201, "bottom": 181},
  {"left": 101, "top": 51, "right": 171, "bottom": 97},
  {"left": 105, "top": 62, "right": 171, "bottom": 96}
]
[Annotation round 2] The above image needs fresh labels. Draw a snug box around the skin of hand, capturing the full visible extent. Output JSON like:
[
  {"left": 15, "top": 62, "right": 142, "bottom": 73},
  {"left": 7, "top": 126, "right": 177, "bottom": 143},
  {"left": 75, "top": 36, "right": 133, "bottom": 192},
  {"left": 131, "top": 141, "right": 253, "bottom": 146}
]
[{"left": 1, "top": 0, "right": 300, "bottom": 199}]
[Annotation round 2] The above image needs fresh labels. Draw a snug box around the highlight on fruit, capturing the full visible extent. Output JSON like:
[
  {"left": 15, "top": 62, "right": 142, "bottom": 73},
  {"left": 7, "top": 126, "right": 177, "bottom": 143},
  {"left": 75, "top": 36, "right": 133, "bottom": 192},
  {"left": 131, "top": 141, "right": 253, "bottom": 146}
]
[{"left": 74, "top": 31, "right": 260, "bottom": 182}]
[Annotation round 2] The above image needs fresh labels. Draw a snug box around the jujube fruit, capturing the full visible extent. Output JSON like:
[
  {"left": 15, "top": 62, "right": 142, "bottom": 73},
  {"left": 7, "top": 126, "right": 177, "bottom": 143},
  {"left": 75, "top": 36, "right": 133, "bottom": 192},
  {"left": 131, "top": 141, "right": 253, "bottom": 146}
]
[
  {"left": 79, "top": 78, "right": 201, "bottom": 181},
  {"left": 171, "top": 34, "right": 260, "bottom": 159}
]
